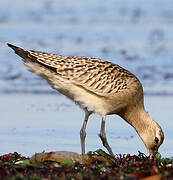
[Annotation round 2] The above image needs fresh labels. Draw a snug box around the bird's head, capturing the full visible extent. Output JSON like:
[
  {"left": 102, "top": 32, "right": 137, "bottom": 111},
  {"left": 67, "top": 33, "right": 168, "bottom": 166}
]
[{"left": 140, "top": 124, "right": 164, "bottom": 158}]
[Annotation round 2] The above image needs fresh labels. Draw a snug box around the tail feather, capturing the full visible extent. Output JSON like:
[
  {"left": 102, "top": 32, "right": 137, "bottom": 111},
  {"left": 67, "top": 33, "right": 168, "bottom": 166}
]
[
  {"left": 7, "top": 43, "right": 36, "bottom": 62},
  {"left": 7, "top": 43, "right": 57, "bottom": 73},
  {"left": 7, "top": 43, "right": 23, "bottom": 52}
]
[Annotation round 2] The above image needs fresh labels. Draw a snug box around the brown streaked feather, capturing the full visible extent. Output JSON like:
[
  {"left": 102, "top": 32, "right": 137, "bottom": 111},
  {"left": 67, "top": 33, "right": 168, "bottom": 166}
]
[
  {"left": 7, "top": 43, "right": 140, "bottom": 97},
  {"left": 29, "top": 50, "right": 139, "bottom": 95}
]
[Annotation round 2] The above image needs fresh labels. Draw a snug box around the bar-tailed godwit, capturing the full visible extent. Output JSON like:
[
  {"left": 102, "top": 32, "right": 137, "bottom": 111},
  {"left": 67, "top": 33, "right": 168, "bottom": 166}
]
[{"left": 7, "top": 43, "right": 164, "bottom": 157}]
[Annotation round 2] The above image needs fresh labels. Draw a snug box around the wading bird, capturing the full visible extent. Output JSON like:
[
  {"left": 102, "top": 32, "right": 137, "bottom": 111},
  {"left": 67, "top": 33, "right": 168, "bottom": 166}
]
[{"left": 8, "top": 43, "right": 164, "bottom": 157}]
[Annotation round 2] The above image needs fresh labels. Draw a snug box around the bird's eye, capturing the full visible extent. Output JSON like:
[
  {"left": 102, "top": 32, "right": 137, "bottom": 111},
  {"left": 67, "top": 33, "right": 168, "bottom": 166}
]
[{"left": 154, "top": 137, "right": 159, "bottom": 144}]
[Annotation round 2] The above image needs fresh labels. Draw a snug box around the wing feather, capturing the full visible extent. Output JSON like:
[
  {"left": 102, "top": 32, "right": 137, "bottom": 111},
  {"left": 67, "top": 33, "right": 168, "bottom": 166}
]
[{"left": 28, "top": 50, "right": 135, "bottom": 96}]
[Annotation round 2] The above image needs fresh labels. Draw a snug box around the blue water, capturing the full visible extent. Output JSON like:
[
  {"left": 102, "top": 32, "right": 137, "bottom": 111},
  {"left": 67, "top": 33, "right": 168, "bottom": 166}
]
[{"left": 0, "top": 0, "right": 173, "bottom": 94}]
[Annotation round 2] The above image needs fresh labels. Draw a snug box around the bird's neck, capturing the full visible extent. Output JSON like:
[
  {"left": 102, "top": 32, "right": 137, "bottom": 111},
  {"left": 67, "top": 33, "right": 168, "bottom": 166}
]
[{"left": 119, "top": 105, "right": 155, "bottom": 135}]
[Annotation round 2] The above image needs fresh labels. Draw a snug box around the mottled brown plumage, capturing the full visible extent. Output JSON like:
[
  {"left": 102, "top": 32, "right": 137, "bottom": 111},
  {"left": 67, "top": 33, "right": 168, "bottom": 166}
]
[
  {"left": 7, "top": 43, "right": 164, "bottom": 157},
  {"left": 28, "top": 50, "right": 137, "bottom": 95}
]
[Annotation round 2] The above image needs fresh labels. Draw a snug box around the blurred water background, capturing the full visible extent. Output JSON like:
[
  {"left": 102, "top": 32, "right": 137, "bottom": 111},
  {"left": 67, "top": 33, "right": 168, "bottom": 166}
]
[{"left": 0, "top": 0, "right": 173, "bottom": 157}]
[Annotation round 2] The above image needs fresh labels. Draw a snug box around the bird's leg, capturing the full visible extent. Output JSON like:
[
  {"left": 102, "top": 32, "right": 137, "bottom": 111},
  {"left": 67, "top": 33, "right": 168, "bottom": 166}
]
[
  {"left": 99, "top": 116, "right": 114, "bottom": 157},
  {"left": 80, "top": 111, "right": 91, "bottom": 155}
]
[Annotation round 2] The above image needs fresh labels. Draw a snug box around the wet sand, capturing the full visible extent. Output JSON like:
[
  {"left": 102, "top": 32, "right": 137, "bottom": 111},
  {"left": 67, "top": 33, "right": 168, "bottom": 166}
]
[{"left": 0, "top": 93, "right": 172, "bottom": 157}]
